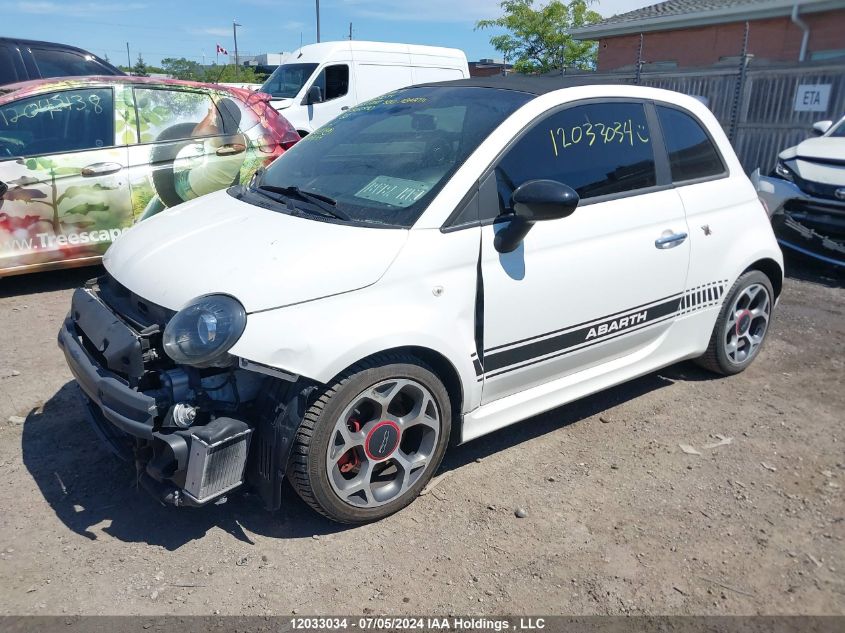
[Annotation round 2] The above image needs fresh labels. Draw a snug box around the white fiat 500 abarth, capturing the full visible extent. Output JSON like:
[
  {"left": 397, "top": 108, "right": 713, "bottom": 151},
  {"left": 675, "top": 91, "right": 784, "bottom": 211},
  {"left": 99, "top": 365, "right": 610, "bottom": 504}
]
[{"left": 59, "top": 77, "right": 784, "bottom": 523}]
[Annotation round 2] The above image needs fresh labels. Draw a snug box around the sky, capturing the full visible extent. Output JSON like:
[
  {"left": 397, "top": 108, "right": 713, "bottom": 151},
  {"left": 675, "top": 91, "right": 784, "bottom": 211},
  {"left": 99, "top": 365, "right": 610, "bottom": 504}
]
[{"left": 2, "top": 0, "right": 654, "bottom": 67}]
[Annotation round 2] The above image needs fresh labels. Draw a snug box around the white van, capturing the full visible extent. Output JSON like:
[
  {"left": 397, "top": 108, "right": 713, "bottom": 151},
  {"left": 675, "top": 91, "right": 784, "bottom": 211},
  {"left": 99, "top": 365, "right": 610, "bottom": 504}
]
[{"left": 258, "top": 40, "right": 469, "bottom": 135}]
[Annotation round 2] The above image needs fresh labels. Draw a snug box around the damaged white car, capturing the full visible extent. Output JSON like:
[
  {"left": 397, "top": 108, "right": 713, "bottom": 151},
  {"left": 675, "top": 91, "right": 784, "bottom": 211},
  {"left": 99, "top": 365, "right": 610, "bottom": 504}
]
[
  {"left": 59, "top": 78, "right": 783, "bottom": 523},
  {"left": 755, "top": 115, "right": 845, "bottom": 267}
]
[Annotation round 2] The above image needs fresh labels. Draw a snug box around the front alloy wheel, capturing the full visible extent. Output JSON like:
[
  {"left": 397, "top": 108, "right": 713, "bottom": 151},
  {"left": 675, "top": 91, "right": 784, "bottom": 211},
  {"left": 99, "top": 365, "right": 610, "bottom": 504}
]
[{"left": 288, "top": 354, "right": 451, "bottom": 523}]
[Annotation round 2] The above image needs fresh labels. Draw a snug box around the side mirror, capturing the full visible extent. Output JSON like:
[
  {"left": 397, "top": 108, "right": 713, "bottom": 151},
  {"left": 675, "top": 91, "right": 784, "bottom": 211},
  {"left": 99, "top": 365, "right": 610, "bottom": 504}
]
[
  {"left": 494, "top": 179, "right": 579, "bottom": 253},
  {"left": 812, "top": 120, "right": 832, "bottom": 136},
  {"left": 305, "top": 85, "right": 323, "bottom": 105}
]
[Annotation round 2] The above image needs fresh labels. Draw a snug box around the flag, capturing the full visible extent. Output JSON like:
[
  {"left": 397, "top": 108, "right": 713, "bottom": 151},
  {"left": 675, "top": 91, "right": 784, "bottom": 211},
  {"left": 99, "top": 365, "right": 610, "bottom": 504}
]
[{"left": 216, "top": 44, "right": 228, "bottom": 55}]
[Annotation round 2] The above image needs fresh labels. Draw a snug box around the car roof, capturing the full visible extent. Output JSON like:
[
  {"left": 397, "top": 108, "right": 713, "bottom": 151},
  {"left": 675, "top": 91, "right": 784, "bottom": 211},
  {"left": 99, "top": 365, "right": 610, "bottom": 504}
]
[
  {"left": 0, "top": 37, "right": 123, "bottom": 73},
  {"left": 418, "top": 74, "right": 630, "bottom": 96},
  {"left": 0, "top": 36, "right": 95, "bottom": 54},
  {"left": 0, "top": 75, "right": 259, "bottom": 105}
]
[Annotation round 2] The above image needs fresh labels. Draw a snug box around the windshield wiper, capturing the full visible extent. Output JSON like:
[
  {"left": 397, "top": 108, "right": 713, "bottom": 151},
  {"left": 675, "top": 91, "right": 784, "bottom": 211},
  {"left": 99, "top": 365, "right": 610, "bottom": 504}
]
[{"left": 258, "top": 185, "right": 350, "bottom": 221}]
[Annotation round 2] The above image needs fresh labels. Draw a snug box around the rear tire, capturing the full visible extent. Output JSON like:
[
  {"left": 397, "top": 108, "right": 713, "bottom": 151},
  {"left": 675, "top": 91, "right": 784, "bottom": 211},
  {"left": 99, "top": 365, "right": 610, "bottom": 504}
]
[
  {"left": 287, "top": 353, "right": 451, "bottom": 523},
  {"left": 695, "top": 270, "right": 774, "bottom": 375}
]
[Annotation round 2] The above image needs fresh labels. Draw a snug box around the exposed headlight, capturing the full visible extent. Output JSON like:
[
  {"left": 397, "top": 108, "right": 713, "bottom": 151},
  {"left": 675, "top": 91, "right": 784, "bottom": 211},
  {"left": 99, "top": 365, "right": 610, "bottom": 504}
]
[
  {"left": 774, "top": 159, "right": 794, "bottom": 182},
  {"left": 163, "top": 295, "right": 246, "bottom": 367}
]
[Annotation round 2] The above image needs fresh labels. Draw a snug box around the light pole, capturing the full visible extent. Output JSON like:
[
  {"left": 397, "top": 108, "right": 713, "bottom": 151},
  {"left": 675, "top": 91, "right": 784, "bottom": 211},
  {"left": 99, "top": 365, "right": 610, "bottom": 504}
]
[
  {"left": 316, "top": 0, "right": 321, "bottom": 43},
  {"left": 233, "top": 20, "right": 242, "bottom": 79}
]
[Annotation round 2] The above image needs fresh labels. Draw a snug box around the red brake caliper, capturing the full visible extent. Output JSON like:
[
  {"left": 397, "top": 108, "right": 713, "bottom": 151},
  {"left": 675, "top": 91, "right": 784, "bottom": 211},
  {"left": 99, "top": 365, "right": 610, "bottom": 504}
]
[{"left": 338, "top": 419, "right": 362, "bottom": 473}]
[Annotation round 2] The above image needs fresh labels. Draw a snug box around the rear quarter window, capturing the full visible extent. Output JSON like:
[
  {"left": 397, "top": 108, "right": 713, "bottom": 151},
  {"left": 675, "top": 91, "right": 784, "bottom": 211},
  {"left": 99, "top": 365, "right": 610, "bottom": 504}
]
[
  {"left": 31, "top": 48, "right": 111, "bottom": 78},
  {"left": 0, "top": 46, "right": 24, "bottom": 85},
  {"left": 656, "top": 105, "right": 726, "bottom": 182}
]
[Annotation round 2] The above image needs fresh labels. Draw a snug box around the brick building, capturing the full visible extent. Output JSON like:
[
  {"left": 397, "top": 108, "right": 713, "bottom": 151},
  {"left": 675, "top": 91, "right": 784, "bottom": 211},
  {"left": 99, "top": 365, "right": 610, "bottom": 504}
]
[
  {"left": 570, "top": 0, "right": 845, "bottom": 71},
  {"left": 469, "top": 59, "right": 514, "bottom": 77}
]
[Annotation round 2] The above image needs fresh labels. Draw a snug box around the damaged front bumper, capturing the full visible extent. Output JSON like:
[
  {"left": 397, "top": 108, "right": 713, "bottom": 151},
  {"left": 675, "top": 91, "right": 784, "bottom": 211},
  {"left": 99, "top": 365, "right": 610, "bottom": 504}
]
[
  {"left": 752, "top": 170, "right": 845, "bottom": 267},
  {"left": 57, "top": 279, "right": 298, "bottom": 509}
]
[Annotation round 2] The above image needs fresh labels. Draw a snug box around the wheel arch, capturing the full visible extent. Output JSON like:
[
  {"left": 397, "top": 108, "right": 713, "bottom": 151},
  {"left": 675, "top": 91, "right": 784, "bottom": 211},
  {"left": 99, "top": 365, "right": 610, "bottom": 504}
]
[
  {"left": 743, "top": 257, "right": 783, "bottom": 299},
  {"left": 329, "top": 345, "right": 465, "bottom": 441}
]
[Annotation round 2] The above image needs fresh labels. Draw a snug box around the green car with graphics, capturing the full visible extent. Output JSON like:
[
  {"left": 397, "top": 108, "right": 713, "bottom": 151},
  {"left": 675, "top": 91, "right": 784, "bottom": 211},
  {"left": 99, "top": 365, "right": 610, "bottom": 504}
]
[{"left": 0, "top": 76, "right": 299, "bottom": 277}]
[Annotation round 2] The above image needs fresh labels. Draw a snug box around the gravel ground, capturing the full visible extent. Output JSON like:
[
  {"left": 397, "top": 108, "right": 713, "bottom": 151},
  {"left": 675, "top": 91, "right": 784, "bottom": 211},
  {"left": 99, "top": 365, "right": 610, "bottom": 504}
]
[{"left": 0, "top": 258, "right": 843, "bottom": 616}]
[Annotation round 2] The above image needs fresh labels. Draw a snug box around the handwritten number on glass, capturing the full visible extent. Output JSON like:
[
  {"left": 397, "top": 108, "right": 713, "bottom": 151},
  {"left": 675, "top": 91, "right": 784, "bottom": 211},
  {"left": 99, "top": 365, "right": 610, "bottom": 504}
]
[{"left": 549, "top": 118, "right": 650, "bottom": 157}]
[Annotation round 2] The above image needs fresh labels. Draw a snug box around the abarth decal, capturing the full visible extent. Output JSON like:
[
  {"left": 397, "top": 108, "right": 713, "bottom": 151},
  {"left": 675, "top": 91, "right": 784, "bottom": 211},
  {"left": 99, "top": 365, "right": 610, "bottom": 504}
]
[{"left": 482, "top": 282, "right": 729, "bottom": 379}]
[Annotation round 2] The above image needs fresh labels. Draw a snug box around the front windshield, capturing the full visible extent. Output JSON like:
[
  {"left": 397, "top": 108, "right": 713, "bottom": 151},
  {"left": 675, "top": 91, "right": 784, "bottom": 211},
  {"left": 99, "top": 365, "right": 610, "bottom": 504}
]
[
  {"left": 256, "top": 86, "right": 533, "bottom": 228},
  {"left": 259, "top": 63, "right": 318, "bottom": 99}
]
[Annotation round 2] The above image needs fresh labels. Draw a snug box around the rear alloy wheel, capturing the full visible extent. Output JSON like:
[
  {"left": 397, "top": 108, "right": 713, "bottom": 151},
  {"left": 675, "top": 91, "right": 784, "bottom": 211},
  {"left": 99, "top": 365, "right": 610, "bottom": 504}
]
[
  {"left": 288, "top": 354, "right": 451, "bottom": 523},
  {"left": 695, "top": 270, "right": 774, "bottom": 375}
]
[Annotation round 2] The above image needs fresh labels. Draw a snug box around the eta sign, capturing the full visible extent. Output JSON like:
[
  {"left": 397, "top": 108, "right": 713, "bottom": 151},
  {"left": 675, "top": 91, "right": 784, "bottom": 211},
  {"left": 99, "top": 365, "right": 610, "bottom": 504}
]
[{"left": 794, "top": 84, "right": 831, "bottom": 112}]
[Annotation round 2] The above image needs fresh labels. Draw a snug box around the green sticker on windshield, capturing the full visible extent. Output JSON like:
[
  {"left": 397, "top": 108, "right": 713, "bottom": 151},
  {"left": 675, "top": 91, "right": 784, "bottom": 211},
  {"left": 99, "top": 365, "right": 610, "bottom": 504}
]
[{"left": 355, "top": 176, "right": 432, "bottom": 208}]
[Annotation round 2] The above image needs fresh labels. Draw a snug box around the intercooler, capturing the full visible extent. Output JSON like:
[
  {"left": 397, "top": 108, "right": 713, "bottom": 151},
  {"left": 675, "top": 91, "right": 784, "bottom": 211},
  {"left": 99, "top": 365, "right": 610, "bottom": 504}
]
[{"left": 183, "top": 425, "right": 253, "bottom": 504}]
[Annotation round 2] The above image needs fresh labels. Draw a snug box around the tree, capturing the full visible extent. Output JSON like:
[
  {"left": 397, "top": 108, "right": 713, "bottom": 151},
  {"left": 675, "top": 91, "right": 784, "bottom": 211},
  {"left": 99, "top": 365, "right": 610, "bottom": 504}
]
[
  {"left": 476, "top": 0, "right": 602, "bottom": 74},
  {"left": 161, "top": 57, "right": 204, "bottom": 81},
  {"left": 132, "top": 53, "right": 148, "bottom": 77},
  {"left": 202, "top": 64, "right": 262, "bottom": 84}
]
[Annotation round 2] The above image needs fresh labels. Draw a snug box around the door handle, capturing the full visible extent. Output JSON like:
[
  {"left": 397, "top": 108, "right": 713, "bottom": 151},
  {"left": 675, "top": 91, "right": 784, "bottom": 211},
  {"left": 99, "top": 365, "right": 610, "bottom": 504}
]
[
  {"left": 216, "top": 143, "right": 246, "bottom": 156},
  {"left": 81, "top": 162, "right": 123, "bottom": 177},
  {"left": 654, "top": 231, "right": 688, "bottom": 249}
]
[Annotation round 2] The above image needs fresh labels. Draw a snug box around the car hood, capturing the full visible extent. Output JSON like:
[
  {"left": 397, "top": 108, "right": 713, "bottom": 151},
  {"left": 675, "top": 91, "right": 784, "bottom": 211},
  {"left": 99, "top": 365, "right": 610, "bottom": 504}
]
[
  {"left": 786, "top": 136, "right": 845, "bottom": 162},
  {"left": 780, "top": 137, "right": 845, "bottom": 186},
  {"left": 103, "top": 190, "right": 408, "bottom": 313}
]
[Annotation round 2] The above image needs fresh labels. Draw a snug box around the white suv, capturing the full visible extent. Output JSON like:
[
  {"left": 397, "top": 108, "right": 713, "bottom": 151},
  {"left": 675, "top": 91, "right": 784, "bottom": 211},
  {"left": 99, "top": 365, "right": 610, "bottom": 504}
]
[{"left": 58, "top": 78, "right": 784, "bottom": 523}]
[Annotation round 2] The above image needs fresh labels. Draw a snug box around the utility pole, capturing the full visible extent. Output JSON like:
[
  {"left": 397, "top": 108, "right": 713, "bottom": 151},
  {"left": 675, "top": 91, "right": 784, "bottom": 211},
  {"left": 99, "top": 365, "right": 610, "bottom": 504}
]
[
  {"left": 126, "top": 42, "right": 131, "bottom": 73},
  {"left": 634, "top": 33, "right": 644, "bottom": 85},
  {"left": 349, "top": 22, "right": 353, "bottom": 40},
  {"left": 316, "top": 0, "right": 321, "bottom": 43},
  {"left": 233, "top": 20, "right": 242, "bottom": 79},
  {"left": 729, "top": 21, "right": 751, "bottom": 143}
]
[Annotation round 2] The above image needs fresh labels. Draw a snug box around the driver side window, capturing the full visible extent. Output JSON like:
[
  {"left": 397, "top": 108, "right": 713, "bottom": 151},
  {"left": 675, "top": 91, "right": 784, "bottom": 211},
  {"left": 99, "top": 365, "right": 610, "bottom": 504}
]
[
  {"left": 312, "top": 64, "right": 350, "bottom": 101},
  {"left": 494, "top": 101, "right": 657, "bottom": 215}
]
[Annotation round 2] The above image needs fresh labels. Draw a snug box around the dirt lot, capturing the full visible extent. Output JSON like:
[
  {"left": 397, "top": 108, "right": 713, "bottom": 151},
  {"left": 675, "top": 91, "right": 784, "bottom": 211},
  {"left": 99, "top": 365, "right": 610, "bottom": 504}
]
[{"left": 0, "top": 259, "right": 843, "bottom": 616}]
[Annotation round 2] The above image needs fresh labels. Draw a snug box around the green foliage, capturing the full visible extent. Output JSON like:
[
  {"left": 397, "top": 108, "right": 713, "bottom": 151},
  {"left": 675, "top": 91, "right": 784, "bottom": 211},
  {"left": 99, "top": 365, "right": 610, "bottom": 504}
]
[
  {"left": 64, "top": 202, "right": 110, "bottom": 215},
  {"left": 132, "top": 54, "right": 149, "bottom": 77},
  {"left": 204, "top": 64, "right": 262, "bottom": 84},
  {"left": 115, "top": 89, "right": 139, "bottom": 145},
  {"left": 161, "top": 57, "right": 205, "bottom": 81},
  {"left": 57, "top": 183, "right": 117, "bottom": 205},
  {"left": 476, "top": 0, "right": 601, "bottom": 73}
]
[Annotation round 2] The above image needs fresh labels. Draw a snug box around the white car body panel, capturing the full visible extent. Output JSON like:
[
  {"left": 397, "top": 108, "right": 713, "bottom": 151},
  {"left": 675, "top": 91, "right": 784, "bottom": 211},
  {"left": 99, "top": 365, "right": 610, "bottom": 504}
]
[
  {"left": 267, "top": 40, "right": 469, "bottom": 134},
  {"left": 479, "top": 188, "right": 690, "bottom": 405},
  {"left": 229, "top": 226, "right": 483, "bottom": 412},
  {"left": 102, "top": 83, "right": 783, "bottom": 444},
  {"left": 791, "top": 135, "right": 845, "bottom": 164},
  {"left": 103, "top": 190, "right": 408, "bottom": 312}
]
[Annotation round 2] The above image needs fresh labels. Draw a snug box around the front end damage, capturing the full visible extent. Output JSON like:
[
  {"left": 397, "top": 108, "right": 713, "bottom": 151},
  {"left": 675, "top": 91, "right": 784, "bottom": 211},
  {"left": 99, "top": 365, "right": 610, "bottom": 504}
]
[
  {"left": 57, "top": 275, "right": 310, "bottom": 509},
  {"left": 753, "top": 169, "right": 845, "bottom": 267}
]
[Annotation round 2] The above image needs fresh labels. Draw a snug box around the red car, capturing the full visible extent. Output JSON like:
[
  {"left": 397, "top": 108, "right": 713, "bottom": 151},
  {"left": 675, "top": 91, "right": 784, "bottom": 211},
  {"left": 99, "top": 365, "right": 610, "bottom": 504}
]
[{"left": 0, "top": 76, "right": 299, "bottom": 277}]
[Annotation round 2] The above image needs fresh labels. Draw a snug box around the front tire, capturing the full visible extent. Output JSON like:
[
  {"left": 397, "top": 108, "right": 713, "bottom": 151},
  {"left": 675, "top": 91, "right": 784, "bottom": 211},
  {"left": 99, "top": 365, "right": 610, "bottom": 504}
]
[
  {"left": 695, "top": 270, "right": 774, "bottom": 375},
  {"left": 287, "top": 353, "right": 451, "bottom": 523}
]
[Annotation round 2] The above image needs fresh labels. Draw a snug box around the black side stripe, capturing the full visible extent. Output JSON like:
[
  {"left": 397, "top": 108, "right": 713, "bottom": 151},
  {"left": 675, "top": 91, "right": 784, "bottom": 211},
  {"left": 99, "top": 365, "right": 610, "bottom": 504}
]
[
  {"left": 472, "top": 356, "right": 483, "bottom": 376},
  {"left": 484, "top": 291, "right": 684, "bottom": 355},
  {"left": 484, "top": 296, "right": 682, "bottom": 373},
  {"left": 486, "top": 313, "right": 678, "bottom": 379}
]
